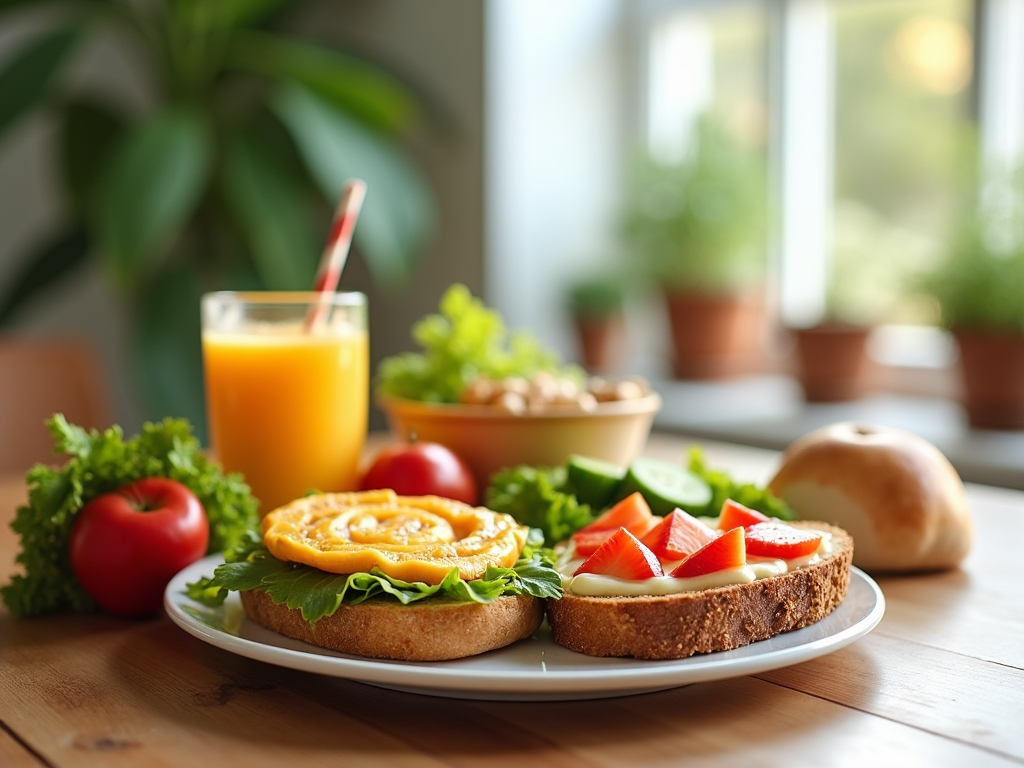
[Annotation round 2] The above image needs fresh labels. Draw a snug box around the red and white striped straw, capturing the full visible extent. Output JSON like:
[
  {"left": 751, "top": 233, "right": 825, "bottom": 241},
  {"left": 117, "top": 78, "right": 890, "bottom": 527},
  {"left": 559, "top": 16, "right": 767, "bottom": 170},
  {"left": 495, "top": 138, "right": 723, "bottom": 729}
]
[{"left": 305, "top": 178, "right": 367, "bottom": 332}]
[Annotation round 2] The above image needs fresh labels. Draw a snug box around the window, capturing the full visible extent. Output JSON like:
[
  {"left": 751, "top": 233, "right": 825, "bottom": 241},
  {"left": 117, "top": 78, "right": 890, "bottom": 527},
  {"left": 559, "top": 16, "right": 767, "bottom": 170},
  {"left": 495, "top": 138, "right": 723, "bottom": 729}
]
[{"left": 628, "top": 0, "right": 1024, "bottom": 372}]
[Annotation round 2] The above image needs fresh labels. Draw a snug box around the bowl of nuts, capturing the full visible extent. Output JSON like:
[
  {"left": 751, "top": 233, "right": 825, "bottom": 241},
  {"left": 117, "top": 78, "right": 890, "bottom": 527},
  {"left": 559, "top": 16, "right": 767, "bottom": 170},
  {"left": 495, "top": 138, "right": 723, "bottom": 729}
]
[{"left": 378, "top": 372, "right": 661, "bottom": 487}]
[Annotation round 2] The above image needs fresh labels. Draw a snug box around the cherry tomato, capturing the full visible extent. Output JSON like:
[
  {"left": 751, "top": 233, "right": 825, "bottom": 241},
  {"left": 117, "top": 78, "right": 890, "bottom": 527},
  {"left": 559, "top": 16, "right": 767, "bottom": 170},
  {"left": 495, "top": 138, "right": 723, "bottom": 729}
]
[
  {"left": 68, "top": 478, "right": 209, "bottom": 617},
  {"left": 359, "top": 441, "right": 479, "bottom": 506}
]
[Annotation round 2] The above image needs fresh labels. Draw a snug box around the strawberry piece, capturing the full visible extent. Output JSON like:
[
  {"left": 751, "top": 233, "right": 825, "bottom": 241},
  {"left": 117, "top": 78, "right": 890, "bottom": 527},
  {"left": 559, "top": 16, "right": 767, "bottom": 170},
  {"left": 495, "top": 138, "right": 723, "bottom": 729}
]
[
  {"left": 670, "top": 527, "right": 746, "bottom": 578},
  {"left": 639, "top": 508, "right": 716, "bottom": 561},
  {"left": 718, "top": 498, "right": 771, "bottom": 531},
  {"left": 573, "top": 528, "right": 664, "bottom": 580},
  {"left": 744, "top": 522, "right": 822, "bottom": 559},
  {"left": 571, "top": 528, "right": 617, "bottom": 558},
  {"left": 572, "top": 492, "right": 654, "bottom": 556}
]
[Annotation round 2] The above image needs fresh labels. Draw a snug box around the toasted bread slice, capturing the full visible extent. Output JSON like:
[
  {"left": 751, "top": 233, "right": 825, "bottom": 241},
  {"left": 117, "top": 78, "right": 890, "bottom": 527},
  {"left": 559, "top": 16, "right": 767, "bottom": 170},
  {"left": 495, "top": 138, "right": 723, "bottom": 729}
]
[
  {"left": 240, "top": 589, "right": 544, "bottom": 661},
  {"left": 545, "top": 521, "right": 853, "bottom": 659}
]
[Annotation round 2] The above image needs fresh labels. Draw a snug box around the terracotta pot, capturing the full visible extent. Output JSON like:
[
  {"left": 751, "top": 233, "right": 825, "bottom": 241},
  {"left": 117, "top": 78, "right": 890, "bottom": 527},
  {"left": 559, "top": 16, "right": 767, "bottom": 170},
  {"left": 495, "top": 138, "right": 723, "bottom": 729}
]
[
  {"left": 663, "top": 289, "right": 763, "bottom": 379},
  {"left": 792, "top": 323, "right": 874, "bottom": 402},
  {"left": 953, "top": 329, "right": 1024, "bottom": 429},
  {"left": 573, "top": 313, "right": 626, "bottom": 373}
]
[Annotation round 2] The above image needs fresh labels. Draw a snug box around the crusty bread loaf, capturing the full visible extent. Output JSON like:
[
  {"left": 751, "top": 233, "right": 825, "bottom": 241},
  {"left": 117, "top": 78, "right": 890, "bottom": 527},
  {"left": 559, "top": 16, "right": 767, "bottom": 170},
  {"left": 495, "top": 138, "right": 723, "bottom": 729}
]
[
  {"left": 240, "top": 589, "right": 544, "bottom": 661},
  {"left": 545, "top": 522, "right": 852, "bottom": 660},
  {"left": 768, "top": 422, "right": 972, "bottom": 573}
]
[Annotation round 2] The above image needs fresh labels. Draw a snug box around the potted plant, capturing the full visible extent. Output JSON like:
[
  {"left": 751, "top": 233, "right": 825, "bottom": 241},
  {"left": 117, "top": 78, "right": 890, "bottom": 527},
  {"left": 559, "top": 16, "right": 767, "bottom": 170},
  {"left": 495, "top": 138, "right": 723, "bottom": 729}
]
[
  {"left": 787, "top": 205, "right": 891, "bottom": 402},
  {"left": 622, "top": 114, "right": 767, "bottom": 379},
  {"left": 921, "top": 166, "right": 1024, "bottom": 428},
  {"left": 0, "top": 0, "right": 435, "bottom": 436},
  {"left": 565, "top": 273, "right": 628, "bottom": 373}
]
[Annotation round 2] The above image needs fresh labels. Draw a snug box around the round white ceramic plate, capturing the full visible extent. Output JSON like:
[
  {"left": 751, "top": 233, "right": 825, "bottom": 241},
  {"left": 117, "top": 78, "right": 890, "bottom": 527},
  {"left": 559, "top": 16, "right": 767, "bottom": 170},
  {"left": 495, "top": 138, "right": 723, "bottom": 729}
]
[{"left": 165, "top": 556, "right": 884, "bottom": 701}]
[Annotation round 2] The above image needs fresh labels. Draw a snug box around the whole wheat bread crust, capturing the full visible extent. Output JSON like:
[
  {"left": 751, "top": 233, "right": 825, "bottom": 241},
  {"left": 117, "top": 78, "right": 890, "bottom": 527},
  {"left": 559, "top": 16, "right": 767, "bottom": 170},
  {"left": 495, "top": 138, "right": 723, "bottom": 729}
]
[
  {"left": 545, "top": 521, "right": 853, "bottom": 659},
  {"left": 240, "top": 589, "right": 544, "bottom": 662}
]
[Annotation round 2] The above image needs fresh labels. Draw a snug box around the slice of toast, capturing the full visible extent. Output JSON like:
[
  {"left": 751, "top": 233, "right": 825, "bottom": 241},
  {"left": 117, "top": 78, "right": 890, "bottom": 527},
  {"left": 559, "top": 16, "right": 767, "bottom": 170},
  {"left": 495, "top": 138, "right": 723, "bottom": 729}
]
[
  {"left": 240, "top": 589, "right": 544, "bottom": 661},
  {"left": 545, "top": 521, "right": 853, "bottom": 659}
]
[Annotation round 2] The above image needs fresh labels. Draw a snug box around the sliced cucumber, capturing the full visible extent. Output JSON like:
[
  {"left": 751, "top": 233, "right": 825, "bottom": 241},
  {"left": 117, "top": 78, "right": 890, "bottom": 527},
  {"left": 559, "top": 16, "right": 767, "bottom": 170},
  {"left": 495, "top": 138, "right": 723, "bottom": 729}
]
[
  {"left": 618, "top": 456, "right": 712, "bottom": 516},
  {"left": 565, "top": 454, "right": 625, "bottom": 509}
]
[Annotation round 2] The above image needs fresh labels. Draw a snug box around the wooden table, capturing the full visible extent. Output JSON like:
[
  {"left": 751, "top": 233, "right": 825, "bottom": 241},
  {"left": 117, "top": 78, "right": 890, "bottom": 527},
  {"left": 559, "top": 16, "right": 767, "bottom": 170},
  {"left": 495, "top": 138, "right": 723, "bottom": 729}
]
[{"left": 1, "top": 432, "right": 1022, "bottom": 767}]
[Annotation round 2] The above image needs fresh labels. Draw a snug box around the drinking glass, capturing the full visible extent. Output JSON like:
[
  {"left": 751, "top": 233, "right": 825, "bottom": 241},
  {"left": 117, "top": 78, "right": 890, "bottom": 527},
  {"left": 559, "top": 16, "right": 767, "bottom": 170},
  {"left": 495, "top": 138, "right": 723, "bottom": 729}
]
[{"left": 201, "top": 291, "right": 368, "bottom": 513}]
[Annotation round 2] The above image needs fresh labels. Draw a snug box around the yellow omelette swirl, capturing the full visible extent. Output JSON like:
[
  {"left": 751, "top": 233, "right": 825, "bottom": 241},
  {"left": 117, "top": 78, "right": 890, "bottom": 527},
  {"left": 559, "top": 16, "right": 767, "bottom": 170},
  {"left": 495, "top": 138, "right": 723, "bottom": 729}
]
[{"left": 261, "top": 489, "right": 529, "bottom": 585}]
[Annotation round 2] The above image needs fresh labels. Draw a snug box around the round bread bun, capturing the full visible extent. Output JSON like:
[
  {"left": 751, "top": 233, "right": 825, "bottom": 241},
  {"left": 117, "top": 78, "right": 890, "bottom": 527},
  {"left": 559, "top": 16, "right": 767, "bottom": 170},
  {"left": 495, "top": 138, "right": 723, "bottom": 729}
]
[
  {"left": 545, "top": 521, "right": 852, "bottom": 660},
  {"left": 768, "top": 422, "right": 972, "bottom": 573},
  {"left": 240, "top": 589, "right": 543, "bottom": 661}
]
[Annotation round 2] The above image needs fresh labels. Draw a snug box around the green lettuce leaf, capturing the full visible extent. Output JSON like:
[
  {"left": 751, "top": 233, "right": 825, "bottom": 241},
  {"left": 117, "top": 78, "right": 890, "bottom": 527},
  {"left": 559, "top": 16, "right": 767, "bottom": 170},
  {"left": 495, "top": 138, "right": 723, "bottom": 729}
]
[
  {"left": 185, "top": 528, "right": 561, "bottom": 625},
  {"left": 485, "top": 465, "right": 595, "bottom": 546},
  {"left": 1, "top": 415, "right": 259, "bottom": 617},
  {"left": 686, "top": 447, "right": 794, "bottom": 520},
  {"left": 375, "top": 284, "right": 582, "bottom": 403}
]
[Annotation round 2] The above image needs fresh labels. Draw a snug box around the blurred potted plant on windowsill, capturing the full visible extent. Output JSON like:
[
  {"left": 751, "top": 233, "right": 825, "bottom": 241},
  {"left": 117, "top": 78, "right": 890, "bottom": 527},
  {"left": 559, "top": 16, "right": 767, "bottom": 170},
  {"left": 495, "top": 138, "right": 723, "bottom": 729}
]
[
  {"left": 920, "top": 165, "right": 1024, "bottom": 429},
  {"left": 565, "top": 272, "right": 628, "bottom": 373},
  {"left": 622, "top": 114, "right": 767, "bottom": 379},
  {"left": 0, "top": 0, "right": 435, "bottom": 435},
  {"left": 788, "top": 202, "right": 899, "bottom": 402}
]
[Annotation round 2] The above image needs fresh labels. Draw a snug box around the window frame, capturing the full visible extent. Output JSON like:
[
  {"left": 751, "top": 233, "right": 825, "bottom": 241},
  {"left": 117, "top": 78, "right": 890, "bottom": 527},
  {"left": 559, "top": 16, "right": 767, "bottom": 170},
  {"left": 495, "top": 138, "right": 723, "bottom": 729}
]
[{"left": 625, "top": 0, "right": 1024, "bottom": 391}]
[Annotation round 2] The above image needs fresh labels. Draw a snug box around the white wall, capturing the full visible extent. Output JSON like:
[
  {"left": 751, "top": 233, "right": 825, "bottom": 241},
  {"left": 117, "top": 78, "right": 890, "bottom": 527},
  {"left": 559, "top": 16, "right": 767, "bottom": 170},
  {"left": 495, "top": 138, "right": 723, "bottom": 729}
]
[{"left": 485, "top": 0, "right": 645, "bottom": 366}]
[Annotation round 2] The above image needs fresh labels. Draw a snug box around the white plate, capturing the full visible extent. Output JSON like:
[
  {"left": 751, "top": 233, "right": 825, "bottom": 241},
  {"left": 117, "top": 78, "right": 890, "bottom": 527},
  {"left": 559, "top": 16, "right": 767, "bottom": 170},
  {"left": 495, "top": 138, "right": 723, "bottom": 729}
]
[{"left": 165, "top": 556, "right": 884, "bottom": 701}]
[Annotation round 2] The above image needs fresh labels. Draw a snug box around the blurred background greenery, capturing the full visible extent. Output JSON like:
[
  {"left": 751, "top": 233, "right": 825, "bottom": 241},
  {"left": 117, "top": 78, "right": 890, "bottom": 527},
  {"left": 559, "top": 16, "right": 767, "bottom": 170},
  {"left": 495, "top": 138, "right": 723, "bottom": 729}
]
[{"left": 3, "top": 0, "right": 1023, "bottom": 442}]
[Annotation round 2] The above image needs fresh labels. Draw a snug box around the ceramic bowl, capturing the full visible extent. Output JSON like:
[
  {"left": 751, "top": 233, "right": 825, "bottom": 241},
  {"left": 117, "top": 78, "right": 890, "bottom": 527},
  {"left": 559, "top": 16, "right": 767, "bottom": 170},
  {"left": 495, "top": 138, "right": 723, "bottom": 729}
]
[{"left": 377, "top": 392, "right": 662, "bottom": 487}]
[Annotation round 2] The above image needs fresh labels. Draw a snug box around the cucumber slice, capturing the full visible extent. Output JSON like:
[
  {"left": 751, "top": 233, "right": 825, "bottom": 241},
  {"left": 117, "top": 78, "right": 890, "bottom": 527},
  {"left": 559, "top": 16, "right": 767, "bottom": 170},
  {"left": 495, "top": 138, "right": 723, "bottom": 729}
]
[
  {"left": 619, "top": 456, "right": 712, "bottom": 516},
  {"left": 566, "top": 454, "right": 626, "bottom": 509}
]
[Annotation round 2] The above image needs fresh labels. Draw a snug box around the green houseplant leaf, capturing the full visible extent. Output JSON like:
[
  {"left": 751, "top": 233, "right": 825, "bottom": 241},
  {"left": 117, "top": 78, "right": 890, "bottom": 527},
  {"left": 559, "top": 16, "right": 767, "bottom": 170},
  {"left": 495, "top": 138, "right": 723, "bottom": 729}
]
[
  {"left": 134, "top": 263, "right": 207, "bottom": 438},
  {"left": 0, "top": 225, "right": 90, "bottom": 324},
  {"left": 0, "top": 0, "right": 438, "bottom": 432},
  {"left": 0, "top": 21, "right": 84, "bottom": 135},
  {"left": 221, "top": 129, "right": 317, "bottom": 290},
  {"left": 93, "top": 106, "right": 212, "bottom": 286},
  {"left": 272, "top": 82, "right": 435, "bottom": 286},
  {"left": 169, "top": 0, "right": 293, "bottom": 30},
  {"left": 227, "top": 31, "right": 419, "bottom": 134},
  {"left": 59, "top": 98, "right": 127, "bottom": 217}
]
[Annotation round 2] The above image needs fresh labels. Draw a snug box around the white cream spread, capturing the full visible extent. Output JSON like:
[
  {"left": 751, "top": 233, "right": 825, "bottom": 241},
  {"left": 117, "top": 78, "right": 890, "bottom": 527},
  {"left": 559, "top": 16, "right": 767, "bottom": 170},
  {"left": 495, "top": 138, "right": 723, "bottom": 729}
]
[{"left": 558, "top": 518, "right": 832, "bottom": 597}]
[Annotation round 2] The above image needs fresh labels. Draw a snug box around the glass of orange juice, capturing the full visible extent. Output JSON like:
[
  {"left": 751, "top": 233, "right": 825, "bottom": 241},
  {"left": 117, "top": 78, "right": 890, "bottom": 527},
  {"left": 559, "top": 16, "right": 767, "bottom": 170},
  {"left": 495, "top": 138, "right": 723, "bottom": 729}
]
[{"left": 201, "top": 291, "right": 368, "bottom": 513}]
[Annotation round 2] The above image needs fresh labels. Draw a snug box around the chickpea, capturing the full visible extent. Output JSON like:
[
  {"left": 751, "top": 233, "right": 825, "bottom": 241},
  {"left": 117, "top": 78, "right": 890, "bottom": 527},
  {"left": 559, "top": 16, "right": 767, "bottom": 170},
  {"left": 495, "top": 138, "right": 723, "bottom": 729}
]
[{"left": 493, "top": 390, "right": 527, "bottom": 414}]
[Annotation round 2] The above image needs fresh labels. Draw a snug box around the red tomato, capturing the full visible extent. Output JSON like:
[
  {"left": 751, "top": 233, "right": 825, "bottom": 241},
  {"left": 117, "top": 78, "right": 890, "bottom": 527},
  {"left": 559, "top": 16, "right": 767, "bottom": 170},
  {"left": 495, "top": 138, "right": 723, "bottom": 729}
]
[
  {"left": 359, "top": 441, "right": 479, "bottom": 506},
  {"left": 670, "top": 527, "right": 746, "bottom": 578},
  {"left": 68, "top": 478, "right": 209, "bottom": 617},
  {"left": 573, "top": 528, "right": 663, "bottom": 580},
  {"left": 571, "top": 492, "right": 654, "bottom": 556},
  {"left": 744, "top": 522, "right": 822, "bottom": 559}
]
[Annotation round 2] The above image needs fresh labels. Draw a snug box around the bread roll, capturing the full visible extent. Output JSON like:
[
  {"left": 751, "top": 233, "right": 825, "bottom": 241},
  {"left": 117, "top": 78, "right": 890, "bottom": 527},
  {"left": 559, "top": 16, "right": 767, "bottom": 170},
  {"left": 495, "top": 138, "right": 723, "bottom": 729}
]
[{"left": 768, "top": 422, "right": 972, "bottom": 573}]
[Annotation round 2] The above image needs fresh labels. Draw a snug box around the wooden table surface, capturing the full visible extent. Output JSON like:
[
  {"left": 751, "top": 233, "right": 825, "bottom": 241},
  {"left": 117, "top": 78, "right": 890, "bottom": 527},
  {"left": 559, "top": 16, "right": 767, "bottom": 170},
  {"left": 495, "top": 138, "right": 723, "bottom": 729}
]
[{"left": 1, "top": 432, "right": 1022, "bottom": 767}]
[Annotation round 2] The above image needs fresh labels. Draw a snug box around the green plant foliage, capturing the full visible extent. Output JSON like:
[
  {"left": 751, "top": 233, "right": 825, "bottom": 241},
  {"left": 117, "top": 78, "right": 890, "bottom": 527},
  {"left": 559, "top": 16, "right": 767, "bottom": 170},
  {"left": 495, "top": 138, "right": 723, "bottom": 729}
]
[
  {"left": 920, "top": 166, "right": 1024, "bottom": 333},
  {"left": 622, "top": 114, "right": 767, "bottom": 292},
  {"left": 0, "top": 0, "right": 436, "bottom": 431},
  {"left": 566, "top": 274, "right": 628, "bottom": 318}
]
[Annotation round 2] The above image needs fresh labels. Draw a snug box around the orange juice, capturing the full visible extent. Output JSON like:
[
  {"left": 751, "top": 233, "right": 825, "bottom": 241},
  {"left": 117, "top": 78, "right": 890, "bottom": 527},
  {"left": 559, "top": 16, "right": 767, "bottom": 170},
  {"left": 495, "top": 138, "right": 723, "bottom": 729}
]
[{"left": 201, "top": 293, "right": 368, "bottom": 513}]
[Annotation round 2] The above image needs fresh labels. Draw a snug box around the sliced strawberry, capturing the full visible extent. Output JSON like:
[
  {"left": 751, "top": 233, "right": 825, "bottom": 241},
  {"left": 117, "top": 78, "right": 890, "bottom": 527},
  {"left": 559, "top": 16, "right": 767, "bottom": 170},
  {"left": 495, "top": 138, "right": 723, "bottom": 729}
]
[
  {"left": 572, "top": 492, "right": 654, "bottom": 556},
  {"left": 578, "top": 491, "right": 653, "bottom": 532},
  {"left": 573, "top": 528, "right": 664, "bottom": 580},
  {"left": 670, "top": 527, "right": 746, "bottom": 578},
  {"left": 718, "top": 498, "right": 770, "bottom": 531},
  {"left": 639, "top": 508, "right": 716, "bottom": 561},
  {"left": 744, "top": 522, "right": 822, "bottom": 559},
  {"left": 571, "top": 528, "right": 617, "bottom": 558}
]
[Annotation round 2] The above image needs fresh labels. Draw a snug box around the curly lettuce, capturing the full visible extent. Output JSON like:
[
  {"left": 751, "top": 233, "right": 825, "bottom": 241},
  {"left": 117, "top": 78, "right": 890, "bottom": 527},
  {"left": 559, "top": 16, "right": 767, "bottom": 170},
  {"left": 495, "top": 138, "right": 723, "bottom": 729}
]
[
  {"left": 485, "top": 465, "right": 596, "bottom": 545},
  {"left": 376, "top": 283, "right": 582, "bottom": 403},
  {"left": 1, "top": 415, "right": 259, "bottom": 617}
]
